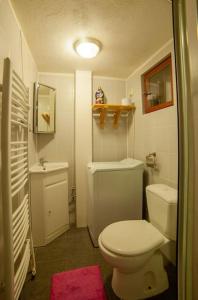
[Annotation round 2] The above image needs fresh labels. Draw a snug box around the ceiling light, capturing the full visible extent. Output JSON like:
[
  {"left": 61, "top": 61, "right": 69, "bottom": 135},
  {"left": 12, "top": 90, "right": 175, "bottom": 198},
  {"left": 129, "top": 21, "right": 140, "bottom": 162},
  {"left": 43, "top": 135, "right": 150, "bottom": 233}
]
[{"left": 74, "top": 38, "right": 101, "bottom": 59}]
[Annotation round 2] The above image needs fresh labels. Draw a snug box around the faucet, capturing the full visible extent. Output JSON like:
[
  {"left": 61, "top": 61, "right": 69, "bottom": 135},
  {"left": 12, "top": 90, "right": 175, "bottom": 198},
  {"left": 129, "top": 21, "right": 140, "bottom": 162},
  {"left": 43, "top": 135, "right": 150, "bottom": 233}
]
[{"left": 39, "top": 157, "right": 48, "bottom": 167}]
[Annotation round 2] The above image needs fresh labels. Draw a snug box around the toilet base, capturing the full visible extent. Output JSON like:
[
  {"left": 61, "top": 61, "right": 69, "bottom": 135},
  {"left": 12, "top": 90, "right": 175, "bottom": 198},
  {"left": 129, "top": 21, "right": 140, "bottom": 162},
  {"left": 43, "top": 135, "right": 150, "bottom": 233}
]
[{"left": 112, "top": 251, "right": 168, "bottom": 300}]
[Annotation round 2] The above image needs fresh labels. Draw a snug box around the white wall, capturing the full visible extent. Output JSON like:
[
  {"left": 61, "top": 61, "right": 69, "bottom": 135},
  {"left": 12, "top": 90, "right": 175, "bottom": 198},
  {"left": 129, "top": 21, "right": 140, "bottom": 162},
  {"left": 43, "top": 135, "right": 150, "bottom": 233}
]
[
  {"left": 37, "top": 73, "right": 75, "bottom": 221},
  {"left": 92, "top": 76, "right": 127, "bottom": 161},
  {"left": 37, "top": 73, "right": 75, "bottom": 178},
  {"left": 126, "top": 40, "right": 178, "bottom": 188},
  {"left": 0, "top": 0, "right": 38, "bottom": 295},
  {"left": 75, "top": 71, "right": 92, "bottom": 227}
]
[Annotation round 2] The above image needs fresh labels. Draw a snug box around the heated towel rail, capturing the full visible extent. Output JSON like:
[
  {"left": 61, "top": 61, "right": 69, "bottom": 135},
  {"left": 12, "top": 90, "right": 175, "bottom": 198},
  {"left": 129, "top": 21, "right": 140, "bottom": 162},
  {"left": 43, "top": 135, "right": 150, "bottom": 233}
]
[{"left": 1, "top": 58, "right": 36, "bottom": 300}]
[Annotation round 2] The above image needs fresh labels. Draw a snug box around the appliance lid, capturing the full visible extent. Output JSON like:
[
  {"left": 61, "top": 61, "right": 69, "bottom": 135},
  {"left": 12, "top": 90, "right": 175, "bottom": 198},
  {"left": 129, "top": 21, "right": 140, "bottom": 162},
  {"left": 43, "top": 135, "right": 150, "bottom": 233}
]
[
  {"left": 87, "top": 158, "right": 144, "bottom": 174},
  {"left": 146, "top": 184, "right": 177, "bottom": 204},
  {"left": 100, "top": 220, "right": 164, "bottom": 256}
]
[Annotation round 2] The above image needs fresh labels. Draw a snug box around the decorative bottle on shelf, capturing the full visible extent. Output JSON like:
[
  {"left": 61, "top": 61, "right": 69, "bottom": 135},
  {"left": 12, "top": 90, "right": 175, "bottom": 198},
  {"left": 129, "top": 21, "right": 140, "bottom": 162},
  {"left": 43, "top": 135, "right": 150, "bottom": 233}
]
[{"left": 95, "top": 86, "right": 104, "bottom": 104}]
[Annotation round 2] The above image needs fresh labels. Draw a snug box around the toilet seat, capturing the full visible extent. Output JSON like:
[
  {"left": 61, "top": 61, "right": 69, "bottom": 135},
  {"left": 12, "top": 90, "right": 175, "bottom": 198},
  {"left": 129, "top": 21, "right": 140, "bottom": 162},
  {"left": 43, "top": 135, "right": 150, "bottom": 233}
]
[{"left": 100, "top": 220, "right": 164, "bottom": 256}]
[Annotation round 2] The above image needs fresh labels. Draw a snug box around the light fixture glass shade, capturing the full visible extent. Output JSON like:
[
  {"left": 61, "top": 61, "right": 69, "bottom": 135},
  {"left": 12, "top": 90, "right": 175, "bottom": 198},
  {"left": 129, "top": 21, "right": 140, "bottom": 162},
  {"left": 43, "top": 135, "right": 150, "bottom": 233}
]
[{"left": 74, "top": 38, "right": 101, "bottom": 59}]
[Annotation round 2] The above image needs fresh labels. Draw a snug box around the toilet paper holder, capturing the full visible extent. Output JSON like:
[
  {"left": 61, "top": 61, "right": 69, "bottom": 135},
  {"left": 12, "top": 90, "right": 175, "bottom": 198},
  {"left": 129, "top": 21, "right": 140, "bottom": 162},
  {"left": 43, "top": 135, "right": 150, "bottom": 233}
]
[{"left": 146, "top": 152, "right": 158, "bottom": 169}]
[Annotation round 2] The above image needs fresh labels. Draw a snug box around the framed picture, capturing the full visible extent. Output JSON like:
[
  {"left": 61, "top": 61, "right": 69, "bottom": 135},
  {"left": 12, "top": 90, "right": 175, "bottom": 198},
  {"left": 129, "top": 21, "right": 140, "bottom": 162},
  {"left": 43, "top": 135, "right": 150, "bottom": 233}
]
[{"left": 142, "top": 54, "right": 173, "bottom": 114}]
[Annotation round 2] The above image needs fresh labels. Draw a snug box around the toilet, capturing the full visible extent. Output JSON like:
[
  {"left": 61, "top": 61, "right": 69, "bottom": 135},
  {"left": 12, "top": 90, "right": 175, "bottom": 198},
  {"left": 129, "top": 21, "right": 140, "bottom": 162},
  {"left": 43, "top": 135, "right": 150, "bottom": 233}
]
[{"left": 98, "top": 184, "right": 177, "bottom": 300}]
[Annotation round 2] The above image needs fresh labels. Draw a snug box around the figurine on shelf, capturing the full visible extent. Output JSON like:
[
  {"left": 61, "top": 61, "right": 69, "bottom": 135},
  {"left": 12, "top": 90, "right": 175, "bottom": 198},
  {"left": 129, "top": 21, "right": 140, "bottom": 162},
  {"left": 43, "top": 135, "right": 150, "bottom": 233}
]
[{"left": 95, "top": 86, "right": 104, "bottom": 104}]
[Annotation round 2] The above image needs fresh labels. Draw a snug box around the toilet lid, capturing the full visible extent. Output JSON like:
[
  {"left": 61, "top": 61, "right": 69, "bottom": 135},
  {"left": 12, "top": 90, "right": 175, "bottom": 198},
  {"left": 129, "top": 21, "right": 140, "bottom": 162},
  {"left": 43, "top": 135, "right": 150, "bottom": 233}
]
[{"left": 100, "top": 220, "right": 164, "bottom": 256}]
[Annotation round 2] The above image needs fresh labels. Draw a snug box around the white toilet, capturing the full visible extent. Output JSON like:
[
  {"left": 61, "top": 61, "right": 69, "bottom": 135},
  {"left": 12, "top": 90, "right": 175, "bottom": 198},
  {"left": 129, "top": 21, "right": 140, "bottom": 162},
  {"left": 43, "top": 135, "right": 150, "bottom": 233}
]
[{"left": 98, "top": 184, "right": 177, "bottom": 300}]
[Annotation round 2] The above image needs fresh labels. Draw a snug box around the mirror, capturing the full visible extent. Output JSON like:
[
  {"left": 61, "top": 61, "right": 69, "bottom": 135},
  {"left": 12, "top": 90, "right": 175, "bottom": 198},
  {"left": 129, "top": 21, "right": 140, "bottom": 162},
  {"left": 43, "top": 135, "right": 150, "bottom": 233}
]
[{"left": 33, "top": 82, "right": 56, "bottom": 133}]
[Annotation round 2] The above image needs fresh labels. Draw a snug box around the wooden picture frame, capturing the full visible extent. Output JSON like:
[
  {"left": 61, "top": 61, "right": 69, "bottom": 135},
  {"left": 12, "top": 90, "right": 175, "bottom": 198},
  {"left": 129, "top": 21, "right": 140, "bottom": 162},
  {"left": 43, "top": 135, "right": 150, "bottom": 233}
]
[{"left": 142, "top": 54, "right": 173, "bottom": 114}]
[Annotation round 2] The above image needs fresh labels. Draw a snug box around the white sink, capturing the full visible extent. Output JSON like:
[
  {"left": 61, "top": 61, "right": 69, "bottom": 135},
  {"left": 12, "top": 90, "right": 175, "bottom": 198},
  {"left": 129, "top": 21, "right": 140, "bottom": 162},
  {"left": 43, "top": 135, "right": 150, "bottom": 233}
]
[{"left": 30, "top": 162, "right": 69, "bottom": 173}]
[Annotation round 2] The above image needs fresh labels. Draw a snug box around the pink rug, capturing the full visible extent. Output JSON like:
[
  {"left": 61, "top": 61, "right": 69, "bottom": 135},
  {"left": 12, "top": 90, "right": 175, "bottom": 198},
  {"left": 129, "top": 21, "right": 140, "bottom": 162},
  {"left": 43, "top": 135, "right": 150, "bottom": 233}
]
[{"left": 50, "top": 265, "right": 107, "bottom": 300}]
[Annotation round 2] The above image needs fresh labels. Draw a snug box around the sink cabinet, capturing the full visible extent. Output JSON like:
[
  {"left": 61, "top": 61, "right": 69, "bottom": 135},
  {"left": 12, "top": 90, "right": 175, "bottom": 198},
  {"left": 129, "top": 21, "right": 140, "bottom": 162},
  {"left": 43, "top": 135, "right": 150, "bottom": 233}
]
[{"left": 30, "top": 166, "right": 69, "bottom": 246}]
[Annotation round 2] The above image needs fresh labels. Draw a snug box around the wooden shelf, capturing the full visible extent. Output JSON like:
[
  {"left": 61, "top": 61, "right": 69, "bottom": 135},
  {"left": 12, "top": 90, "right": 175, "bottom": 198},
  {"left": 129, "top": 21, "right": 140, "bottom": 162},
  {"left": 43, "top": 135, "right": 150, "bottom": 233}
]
[{"left": 92, "top": 104, "right": 135, "bottom": 128}]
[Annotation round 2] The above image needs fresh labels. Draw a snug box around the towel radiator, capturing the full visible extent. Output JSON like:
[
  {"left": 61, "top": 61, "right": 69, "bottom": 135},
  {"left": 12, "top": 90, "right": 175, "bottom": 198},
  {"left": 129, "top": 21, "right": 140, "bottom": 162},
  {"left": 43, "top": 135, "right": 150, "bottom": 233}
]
[{"left": 1, "top": 58, "right": 36, "bottom": 300}]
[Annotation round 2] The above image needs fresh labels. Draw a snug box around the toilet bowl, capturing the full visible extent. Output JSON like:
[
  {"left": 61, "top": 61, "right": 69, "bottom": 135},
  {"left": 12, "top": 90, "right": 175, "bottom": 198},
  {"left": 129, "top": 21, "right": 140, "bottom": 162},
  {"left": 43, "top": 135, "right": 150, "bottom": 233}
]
[{"left": 98, "top": 184, "right": 177, "bottom": 300}]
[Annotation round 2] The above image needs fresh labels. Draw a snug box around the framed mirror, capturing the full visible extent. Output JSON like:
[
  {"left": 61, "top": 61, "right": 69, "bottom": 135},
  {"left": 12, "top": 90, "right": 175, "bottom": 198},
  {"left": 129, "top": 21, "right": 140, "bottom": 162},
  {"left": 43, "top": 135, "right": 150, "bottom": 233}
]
[
  {"left": 142, "top": 54, "right": 173, "bottom": 114},
  {"left": 33, "top": 82, "right": 56, "bottom": 133}
]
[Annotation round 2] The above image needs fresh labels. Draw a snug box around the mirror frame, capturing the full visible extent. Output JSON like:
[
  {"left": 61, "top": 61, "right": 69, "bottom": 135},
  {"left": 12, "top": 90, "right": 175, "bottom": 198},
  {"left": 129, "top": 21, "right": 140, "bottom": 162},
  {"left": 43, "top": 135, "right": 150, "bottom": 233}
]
[
  {"left": 142, "top": 53, "right": 174, "bottom": 114},
  {"left": 33, "top": 82, "right": 56, "bottom": 134}
]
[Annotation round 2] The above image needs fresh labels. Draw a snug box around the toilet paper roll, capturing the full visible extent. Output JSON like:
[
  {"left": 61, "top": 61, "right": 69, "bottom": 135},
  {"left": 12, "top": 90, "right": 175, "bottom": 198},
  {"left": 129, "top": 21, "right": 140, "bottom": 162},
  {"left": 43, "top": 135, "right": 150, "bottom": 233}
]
[{"left": 121, "top": 98, "right": 131, "bottom": 105}]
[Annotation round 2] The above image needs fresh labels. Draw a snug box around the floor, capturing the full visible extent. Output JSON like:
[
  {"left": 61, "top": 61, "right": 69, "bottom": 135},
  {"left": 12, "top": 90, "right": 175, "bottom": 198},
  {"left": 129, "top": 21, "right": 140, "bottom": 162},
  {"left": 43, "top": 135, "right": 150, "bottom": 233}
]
[{"left": 20, "top": 228, "right": 177, "bottom": 300}]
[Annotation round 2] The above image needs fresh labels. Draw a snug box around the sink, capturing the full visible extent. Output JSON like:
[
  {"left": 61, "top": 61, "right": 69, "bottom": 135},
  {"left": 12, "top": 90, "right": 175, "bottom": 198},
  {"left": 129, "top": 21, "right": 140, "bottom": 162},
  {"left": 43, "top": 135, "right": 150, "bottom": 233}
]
[{"left": 30, "top": 162, "right": 69, "bottom": 173}]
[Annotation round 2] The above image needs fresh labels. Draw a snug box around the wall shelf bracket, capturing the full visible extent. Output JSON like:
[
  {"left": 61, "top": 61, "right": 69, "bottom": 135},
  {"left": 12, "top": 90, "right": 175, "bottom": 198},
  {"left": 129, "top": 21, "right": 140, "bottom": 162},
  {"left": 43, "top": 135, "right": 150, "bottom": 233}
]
[
  {"left": 99, "top": 108, "right": 106, "bottom": 128},
  {"left": 92, "top": 103, "right": 135, "bottom": 128},
  {"left": 113, "top": 110, "right": 121, "bottom": 128}
]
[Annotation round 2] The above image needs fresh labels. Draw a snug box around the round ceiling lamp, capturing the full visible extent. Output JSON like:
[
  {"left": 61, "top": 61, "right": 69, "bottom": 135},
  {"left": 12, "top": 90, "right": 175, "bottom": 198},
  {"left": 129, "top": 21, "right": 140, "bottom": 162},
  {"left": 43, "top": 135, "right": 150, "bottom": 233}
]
[{"left": 73, "top": 38, "right": 102, "bottom": 59}]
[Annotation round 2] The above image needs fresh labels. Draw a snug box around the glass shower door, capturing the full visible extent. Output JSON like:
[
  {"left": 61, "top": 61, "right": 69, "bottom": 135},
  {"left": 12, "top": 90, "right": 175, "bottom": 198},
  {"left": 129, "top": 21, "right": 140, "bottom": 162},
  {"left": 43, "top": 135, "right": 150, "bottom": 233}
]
[{"left": 173, "top": 0, "right": 198, "bottom": 299}]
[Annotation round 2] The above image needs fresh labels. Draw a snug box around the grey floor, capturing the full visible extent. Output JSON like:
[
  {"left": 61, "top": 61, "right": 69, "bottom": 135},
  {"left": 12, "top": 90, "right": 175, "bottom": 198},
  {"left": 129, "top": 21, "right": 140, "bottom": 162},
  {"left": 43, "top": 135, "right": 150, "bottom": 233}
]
[{"left": 20, "top": 228, "right": 177, "bottom": 300}]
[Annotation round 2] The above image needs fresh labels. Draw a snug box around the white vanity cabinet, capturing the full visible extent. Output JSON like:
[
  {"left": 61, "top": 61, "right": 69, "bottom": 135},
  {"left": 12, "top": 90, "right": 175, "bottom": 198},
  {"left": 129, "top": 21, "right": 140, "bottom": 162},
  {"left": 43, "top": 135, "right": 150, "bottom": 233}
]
[{"left": 30, "top": 163, "right": 69, "bottom": 247}]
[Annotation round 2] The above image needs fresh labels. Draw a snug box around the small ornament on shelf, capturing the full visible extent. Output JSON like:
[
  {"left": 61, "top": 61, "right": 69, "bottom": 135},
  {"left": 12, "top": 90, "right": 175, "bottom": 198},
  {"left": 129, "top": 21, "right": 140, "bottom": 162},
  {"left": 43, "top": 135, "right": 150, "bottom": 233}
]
[{"left": 95, "top": 86, "right": 104, "bottom": 104}]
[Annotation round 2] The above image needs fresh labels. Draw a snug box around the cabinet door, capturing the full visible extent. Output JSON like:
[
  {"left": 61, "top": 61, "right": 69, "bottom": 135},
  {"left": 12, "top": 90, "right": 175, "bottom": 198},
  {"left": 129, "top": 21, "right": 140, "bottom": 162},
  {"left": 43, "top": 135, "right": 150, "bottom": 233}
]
[{"left": 44, "top": 180, "right": 69, "bottom": 237}]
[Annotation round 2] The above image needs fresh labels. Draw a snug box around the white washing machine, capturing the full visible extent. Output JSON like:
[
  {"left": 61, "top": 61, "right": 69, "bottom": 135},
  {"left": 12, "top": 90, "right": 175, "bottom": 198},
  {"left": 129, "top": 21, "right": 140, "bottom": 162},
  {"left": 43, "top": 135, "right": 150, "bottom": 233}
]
[{"left": 87, "top": 158, "right": 144, "bottom": 246}]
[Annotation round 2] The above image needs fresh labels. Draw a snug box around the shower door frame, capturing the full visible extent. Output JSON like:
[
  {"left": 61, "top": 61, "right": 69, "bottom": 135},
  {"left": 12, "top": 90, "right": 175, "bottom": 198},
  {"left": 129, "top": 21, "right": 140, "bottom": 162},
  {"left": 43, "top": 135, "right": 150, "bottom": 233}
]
[{"left": 173, "top": 0, "right": 198, "bottom": 299}]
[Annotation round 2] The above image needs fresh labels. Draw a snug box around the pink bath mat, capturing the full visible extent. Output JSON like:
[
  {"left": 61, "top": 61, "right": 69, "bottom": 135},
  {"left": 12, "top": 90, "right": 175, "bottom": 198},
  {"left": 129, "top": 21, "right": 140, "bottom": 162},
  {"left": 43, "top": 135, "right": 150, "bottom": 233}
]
[{"left": 50, "top": 265, "right": 107, "bottom": 300}]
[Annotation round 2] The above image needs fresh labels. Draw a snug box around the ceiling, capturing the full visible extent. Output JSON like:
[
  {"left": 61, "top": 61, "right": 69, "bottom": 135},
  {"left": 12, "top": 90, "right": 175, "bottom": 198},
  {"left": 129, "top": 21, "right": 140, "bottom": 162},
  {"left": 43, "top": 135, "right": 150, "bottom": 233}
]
[{"left": 11, "top": 0, "right": 173, "bottom": 78}]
